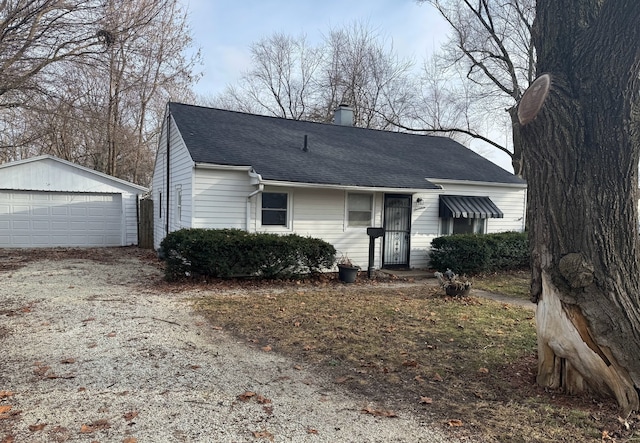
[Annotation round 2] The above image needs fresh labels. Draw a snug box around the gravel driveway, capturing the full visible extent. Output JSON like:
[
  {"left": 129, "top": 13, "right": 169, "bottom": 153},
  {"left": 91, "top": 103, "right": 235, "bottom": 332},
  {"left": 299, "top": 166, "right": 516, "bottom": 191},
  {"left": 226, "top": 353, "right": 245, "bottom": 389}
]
[{"left": 0, "top": 249, "right": 469, "bottom": 443}]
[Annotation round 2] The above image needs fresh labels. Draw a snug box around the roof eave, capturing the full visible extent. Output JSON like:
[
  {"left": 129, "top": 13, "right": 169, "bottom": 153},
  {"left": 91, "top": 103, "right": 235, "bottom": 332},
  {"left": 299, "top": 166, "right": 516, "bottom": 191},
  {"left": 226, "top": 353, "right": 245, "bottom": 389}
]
[
  {"left": 427, "top": 177, "right": 527, "bottom": 189},
  {"left": 259, "top": 179, "right": 442, "bottom": 193}
]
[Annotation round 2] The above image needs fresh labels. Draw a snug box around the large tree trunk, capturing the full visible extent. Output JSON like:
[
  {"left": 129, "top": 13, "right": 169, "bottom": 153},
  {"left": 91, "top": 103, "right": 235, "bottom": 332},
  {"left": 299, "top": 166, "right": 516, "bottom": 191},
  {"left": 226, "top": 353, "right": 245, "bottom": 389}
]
[{"left": 520, "top": 1, "right": 640, "bottom": 416}]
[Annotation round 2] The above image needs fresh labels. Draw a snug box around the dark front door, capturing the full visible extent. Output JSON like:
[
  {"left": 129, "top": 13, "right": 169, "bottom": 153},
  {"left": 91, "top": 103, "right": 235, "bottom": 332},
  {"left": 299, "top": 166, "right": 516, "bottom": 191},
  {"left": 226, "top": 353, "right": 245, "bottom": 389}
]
[{"left": 383, "top": 194, "right": 412, "bottom": 268}]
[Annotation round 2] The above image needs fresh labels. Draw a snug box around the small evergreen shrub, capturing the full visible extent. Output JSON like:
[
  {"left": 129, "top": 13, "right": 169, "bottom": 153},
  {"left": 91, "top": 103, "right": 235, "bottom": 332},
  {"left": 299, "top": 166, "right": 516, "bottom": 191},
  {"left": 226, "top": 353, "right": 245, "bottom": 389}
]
[
  {"left": 429, "top": 231, "right": 528, "bottom": 275},
  {"left": 159, "top": 228, "right": 336, "bottom": 281}
]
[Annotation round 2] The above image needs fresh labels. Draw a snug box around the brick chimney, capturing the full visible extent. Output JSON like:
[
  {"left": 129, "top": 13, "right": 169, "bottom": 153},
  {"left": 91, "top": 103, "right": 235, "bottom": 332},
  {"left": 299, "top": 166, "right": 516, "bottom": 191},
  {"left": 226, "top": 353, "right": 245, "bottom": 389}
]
[{"left": 334, "top": 104, "right": 354, "bottom": 126}]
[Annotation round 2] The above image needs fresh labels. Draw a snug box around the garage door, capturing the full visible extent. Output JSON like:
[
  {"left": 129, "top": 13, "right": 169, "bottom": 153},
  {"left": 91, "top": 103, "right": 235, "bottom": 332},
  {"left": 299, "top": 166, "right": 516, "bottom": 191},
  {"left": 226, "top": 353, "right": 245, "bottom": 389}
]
[{"left": 0, "top": 190, "right": 123, "bottom": 247}]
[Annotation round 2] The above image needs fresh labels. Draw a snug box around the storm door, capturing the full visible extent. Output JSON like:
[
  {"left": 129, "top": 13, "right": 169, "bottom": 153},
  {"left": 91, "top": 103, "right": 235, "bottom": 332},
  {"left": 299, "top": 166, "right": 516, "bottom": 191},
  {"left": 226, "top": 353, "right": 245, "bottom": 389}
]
[{"left": 383, "top": 194, "right": 412, "bottom": 268}]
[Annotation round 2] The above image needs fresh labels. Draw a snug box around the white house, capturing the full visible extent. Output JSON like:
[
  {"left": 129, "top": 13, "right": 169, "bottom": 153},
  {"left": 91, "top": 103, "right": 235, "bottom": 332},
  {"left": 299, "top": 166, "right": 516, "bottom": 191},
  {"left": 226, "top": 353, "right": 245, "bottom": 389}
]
[
  {"left": 152, "top": 103, "right": 527, "bottom": 270},
  {"left": 0, "top": 155, "right": 148, "bottom": 248}
]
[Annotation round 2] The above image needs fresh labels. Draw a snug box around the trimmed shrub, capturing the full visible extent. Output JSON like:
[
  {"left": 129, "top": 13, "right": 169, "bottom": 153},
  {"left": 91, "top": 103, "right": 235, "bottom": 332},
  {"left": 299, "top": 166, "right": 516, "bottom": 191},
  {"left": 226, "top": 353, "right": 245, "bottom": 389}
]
[
  {"left": 429, "top": 231, "right": 528, "bottom": 275},
  {"left": 159, "top": 228, "right": 336, "bottom": 281}
]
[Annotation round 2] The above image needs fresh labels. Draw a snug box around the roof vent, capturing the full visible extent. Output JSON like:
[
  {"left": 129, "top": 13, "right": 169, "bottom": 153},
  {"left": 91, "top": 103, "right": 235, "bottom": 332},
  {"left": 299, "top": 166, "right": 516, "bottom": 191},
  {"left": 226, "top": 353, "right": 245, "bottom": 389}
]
[{"left": 334, "top": 104, "right": 353, "bottom": 126}]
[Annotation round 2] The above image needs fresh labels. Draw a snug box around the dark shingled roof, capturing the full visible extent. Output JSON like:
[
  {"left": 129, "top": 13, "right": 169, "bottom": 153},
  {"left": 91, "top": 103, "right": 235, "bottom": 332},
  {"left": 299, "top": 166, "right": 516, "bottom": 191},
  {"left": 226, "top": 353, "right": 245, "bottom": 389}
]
[{"left": 169, "top": 102, "right": 525, "bottom": 190}]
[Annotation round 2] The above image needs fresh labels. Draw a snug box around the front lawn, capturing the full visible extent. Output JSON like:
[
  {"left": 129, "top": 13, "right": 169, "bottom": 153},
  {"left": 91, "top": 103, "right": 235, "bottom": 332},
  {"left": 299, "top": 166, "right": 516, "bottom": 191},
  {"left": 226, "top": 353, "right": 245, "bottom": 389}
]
[{"left": 192, "top": 278, "right": 627, "bottom": 442}]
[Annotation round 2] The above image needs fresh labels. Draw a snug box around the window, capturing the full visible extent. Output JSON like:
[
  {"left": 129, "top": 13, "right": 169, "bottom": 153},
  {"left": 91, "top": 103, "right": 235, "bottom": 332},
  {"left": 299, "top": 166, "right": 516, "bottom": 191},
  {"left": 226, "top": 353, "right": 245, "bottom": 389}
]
[
  {"left": 440, "top": 217, "right": 486, "bottom": 235},
  {"left": 438, "top": 195, "right": 501, "bottom": 236},
  {"left": 262, "top": 192, "right": 288, "bottom": 226},
  {"left": 347, "top": 193, "right": 373, "bottom": 227},
  {"left": 175, "top": 185, "right": 182, "bottom": 221}
]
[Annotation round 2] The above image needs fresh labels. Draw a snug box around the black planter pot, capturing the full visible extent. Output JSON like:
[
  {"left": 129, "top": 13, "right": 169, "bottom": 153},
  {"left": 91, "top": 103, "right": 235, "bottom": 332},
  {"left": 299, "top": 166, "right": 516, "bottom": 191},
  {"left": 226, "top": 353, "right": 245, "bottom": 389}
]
[{"left": 338, "top": 264, "right": 359, "bottom": 283}]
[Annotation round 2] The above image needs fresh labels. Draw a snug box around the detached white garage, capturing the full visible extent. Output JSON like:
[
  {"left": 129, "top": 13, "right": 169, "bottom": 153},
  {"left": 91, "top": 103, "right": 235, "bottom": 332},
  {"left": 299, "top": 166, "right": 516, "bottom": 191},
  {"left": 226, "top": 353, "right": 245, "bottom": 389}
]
[{"left": 0, "top": 156, "right": 148, "bottom": 248}]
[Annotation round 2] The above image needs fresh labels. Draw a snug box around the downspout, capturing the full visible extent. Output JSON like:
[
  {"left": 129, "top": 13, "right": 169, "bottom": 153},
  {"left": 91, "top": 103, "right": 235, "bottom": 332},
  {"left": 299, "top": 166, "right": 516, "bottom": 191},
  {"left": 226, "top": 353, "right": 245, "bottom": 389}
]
[
  {"left": 165, "top": 110, "right": 171, "bottom": 235},
  {"left": 247, "top": 170, "right": 263, "bottom": 232}
]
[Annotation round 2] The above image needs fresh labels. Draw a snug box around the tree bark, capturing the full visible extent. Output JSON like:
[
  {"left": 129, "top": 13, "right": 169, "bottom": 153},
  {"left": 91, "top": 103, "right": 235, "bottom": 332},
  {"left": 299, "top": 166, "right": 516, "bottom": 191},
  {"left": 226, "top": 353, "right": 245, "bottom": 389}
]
[{"left": 520, "top": 0, "right": 640, "bottom": 416}]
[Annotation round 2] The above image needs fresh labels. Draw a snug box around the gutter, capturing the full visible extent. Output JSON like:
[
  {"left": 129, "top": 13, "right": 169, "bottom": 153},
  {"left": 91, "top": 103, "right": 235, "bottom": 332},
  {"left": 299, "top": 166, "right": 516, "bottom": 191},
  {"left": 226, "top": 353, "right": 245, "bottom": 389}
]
[{"left": 246, "top": 170, "right": 263, "bottom": 232}]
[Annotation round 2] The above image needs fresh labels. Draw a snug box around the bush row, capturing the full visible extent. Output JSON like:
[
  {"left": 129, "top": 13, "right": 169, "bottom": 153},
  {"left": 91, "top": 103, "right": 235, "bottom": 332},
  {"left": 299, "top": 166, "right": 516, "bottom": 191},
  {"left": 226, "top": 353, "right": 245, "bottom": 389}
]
[
  {"left": 159, "top": 228, "right": 336, "bottom": 281},
  {"left": 429, "top": 231, "right": 529, "bottom": 275}
]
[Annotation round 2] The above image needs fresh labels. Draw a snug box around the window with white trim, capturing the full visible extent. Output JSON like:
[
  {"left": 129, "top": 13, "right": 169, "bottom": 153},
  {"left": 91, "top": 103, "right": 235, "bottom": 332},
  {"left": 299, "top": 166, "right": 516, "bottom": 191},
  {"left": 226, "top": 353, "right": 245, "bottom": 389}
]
[
  {"left": 347, "top": 193, "right": 373, "bottom": 227},
  {"left": 261, "top": 192, "right": 288, "bottom": 226}
]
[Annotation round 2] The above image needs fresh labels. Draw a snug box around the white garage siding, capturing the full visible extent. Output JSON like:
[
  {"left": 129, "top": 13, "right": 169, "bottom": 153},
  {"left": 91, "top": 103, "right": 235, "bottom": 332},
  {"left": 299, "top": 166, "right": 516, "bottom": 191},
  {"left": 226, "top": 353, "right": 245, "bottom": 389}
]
[{"left": 0, "top": 190, "right": 123, "bottom": 247}]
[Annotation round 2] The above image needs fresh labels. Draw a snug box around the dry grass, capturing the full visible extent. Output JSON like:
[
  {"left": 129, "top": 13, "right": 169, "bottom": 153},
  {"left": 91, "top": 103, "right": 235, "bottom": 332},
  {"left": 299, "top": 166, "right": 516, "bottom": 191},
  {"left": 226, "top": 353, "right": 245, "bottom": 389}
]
[
  {"left": 473, "top": 269, "right": 531, "bottom": 300},
  {"left": 193, "top": 277, "right": 631, "bottom": 442}
]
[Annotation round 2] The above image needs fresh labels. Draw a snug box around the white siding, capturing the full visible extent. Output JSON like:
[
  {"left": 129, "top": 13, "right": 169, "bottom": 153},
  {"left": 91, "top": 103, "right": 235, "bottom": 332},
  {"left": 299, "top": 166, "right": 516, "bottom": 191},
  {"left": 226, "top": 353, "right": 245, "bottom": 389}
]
[
  {"left": 152, "top": 114, "right": 195, "bottom": 249},
  {"left": 193, "top": 169, "right": 254, "bottom": 229}
]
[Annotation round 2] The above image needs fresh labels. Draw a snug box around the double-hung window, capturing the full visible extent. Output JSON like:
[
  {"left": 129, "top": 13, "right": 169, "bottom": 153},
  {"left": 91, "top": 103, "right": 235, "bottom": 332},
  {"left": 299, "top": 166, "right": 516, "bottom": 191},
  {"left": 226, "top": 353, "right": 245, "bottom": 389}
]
[
  {"left": 347, "top": 193, "right": 373, "bottom": 227},
  {"left": 261, "top": 192, "right": 288, "bottom": 226}
]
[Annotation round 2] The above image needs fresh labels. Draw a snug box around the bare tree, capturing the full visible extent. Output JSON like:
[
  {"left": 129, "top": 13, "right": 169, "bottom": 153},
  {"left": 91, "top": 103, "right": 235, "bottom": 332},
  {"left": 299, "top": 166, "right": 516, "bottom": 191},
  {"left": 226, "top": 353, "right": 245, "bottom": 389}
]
[
  {"left": 208, "top": 22, "right": 416, "bottom": 130},
  {"left": 317, "top": 22, "right": 416, "bottom": 129},
  {"left": 413, "top": 0, "right": 536, "bottom": 176},
  {"left": 4, "top": 0, "right": 200, "bottom": 185},
  {"left": 210, "top": 33, "right": 323, "bottom": 120},
  {"left": 520, "top": 0, "right": 640, "bottom": 416},
  {"left": 0, "top": 0, "right": 105, "bottom": 108}
]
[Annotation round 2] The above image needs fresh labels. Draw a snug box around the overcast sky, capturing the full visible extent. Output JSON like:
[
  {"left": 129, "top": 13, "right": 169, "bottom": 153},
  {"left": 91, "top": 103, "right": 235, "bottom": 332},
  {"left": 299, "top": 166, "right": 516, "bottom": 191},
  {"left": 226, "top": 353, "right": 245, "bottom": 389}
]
[{"left": 178, "top": 0, "right": 513, "bottom": 172}]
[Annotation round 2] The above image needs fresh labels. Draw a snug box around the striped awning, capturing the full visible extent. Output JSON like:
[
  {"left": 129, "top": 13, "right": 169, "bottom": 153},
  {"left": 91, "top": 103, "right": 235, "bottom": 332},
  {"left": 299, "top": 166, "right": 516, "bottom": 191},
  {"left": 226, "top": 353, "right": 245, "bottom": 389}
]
[{"left": 439, "top": 195, "right": 503, "bottom": 219}]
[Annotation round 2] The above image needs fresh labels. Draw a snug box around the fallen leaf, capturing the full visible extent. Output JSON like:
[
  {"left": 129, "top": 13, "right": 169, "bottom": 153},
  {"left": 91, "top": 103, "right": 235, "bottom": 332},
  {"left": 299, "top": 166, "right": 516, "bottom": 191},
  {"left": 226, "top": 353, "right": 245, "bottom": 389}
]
[
  {"left": 432, "top": 373, "right": 443, "bottom": 382},
  {"left": 123, "top": 411, "right": 138, "bottom": 421},
  {"left": 402, "top": 360, "right": 418, "bottom": 367},
  {"left": 60, "top": 358, "right": 76, "bottom": 364},
  {"left": 448, "top": 419, "right": 464, "bottom": 427},
  {"left": 307, "top": 428, "right": 319, "bottom": 434},
  {"left": 1, "top": 435, "right": 15, "bottom": 443},
  {"left": 28, "top": 423, "right": 46, "bottom": 432},
  {"left": 80, "top": 419, "right": 110, "bottom": 433},
  {"left": 293, "top": 365, "right": 302, "bottom": 370},
  {"left": 80, "top": 425, "right": 93, "bottom": 434},
  {"left": 478, "top": 367, "right": 489, "bottom": 374},
  {"left": 238, "top": 391, "right": 256, "bottom": 401},
  {"left": 256, "top": 395, "right": 271, "bottom": 404},
  {"left": 362, "top": 406, "right": 397, "bottom": 418},
  {"left": 252, "top": 430, "right": 274, "bottom": 441},
  {"left": 33, "top": 365, "right": 50, "bottom": 377},
  {"left": 420, "top": 397, "right": 433, "bottom": 404},
  {"left": 0, "top": 391, "right": 13, "bottom": 400},
  {"left": 0, "top": 406, "right": 12, "bottom": 414},
  {"left": 123, "top": 437, "right": 138, "bottom": 443},
  {"left": 261, "top": 345, "right": 272, "bottom": 352},
  {"left": 414, "top": 375, "right": 425, "bottom": 383},
  {"left": 107, "top": 332, "right": 117, "bottom": 338}
]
